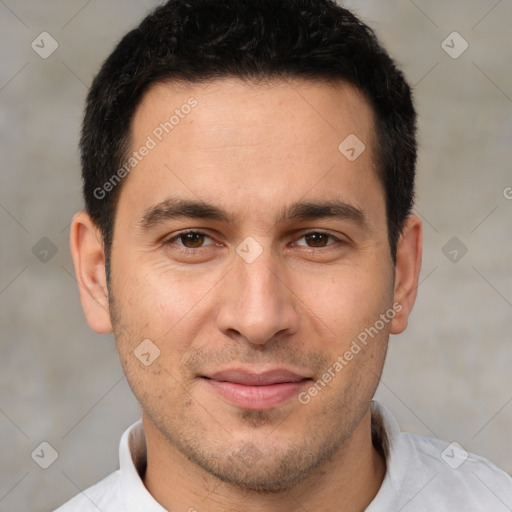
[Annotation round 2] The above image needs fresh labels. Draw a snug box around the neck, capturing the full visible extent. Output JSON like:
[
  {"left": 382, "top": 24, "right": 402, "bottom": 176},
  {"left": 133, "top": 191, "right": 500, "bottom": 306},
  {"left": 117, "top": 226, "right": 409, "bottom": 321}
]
[{"left": 142, "top": 407, "right": 386, "bottom": 512}]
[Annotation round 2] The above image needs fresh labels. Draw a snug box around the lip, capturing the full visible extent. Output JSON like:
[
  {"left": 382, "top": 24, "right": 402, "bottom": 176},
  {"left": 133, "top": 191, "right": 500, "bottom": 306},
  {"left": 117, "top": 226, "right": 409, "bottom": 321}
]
[
  {"left": 200, "top": 368, "right": 312, "bottom": 410},
  {"left": 205, "top": 368, "right": 310, "bottom": 385}
]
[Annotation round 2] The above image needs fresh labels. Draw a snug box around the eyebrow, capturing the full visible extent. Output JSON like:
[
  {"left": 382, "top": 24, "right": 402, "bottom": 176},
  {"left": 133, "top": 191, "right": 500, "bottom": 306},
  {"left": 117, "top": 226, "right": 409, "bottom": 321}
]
[{"left": 138, "top": 196, "right": 368, "bottom": 232}]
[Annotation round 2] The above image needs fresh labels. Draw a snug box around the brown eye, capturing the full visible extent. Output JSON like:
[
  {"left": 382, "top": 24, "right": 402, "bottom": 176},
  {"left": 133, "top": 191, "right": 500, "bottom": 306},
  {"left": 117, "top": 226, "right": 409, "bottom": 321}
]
[
  {"left": 304, "top": 232, "right": 331, "bottom": 247},
  {"left": 165, "top": 230, "right": 215, "bottom": 250},
  {"left": 294, "top": 232, "right": 339, "bottom": 248},
  {"left": 179, "top": 232, "right": 206, "bottom": 248}
]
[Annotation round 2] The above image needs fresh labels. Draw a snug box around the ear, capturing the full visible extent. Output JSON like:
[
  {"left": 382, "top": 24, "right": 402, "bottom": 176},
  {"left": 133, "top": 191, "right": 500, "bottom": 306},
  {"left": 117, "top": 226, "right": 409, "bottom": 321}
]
[
  {"left": 390, "top": 214, "right": 423, "bottom": 334},
  {"left": 69, "top": 211, "right": 113, "bottom": 334}
]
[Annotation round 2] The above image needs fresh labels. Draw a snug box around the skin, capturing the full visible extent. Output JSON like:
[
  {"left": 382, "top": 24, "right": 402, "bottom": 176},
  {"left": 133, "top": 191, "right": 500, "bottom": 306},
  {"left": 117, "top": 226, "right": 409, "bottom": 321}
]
[{"left": 70, "top": 78, "right": 422, "bottom": 511}]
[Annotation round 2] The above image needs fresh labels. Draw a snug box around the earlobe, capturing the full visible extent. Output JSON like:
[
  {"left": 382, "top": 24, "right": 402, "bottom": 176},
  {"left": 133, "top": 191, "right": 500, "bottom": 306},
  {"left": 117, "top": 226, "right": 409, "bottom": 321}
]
[
  {"left": 69, "top": 211, "right": 113, "bottom": 334},
  {"left": 390, "top": 214, "right": 423, "bottom": 335}
]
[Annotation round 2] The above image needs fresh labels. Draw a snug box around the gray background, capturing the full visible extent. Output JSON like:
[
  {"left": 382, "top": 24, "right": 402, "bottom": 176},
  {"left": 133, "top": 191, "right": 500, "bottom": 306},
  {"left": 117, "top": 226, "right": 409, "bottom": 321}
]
[{"left": 0, "top": 1, "right": 511, "bottom": 510}]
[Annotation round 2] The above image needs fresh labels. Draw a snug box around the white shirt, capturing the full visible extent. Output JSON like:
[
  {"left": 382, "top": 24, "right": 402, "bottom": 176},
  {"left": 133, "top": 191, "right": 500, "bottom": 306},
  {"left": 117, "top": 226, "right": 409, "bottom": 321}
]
[{"left": 54, "top": 401, "right": 512, "bottom": 511}]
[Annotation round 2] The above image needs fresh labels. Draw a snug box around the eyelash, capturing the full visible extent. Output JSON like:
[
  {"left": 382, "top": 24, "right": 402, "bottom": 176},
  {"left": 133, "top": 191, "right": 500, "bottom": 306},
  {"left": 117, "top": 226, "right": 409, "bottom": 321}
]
[{"left": 163, "top": 229, "right": 344, "bottom": 254}]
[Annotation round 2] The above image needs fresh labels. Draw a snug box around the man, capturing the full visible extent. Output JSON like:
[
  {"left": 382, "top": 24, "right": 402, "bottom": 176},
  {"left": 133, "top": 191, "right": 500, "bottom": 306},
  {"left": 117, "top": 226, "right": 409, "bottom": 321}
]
[{"left": 59, "top": 0, "right": 512, "bottom": 510}]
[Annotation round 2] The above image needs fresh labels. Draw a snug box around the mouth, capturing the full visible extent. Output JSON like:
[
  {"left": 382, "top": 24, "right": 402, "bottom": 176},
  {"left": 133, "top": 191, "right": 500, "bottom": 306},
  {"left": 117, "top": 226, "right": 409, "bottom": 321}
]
[{"left": 200, "top": 368, "right": 313, "bottom": 410}]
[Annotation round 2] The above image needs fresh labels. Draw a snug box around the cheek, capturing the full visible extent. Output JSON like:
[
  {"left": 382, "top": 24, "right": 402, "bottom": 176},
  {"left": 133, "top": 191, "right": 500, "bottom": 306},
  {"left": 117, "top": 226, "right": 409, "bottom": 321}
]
[
  {"left": 113, "top": 259, "right": 224, "bottom": 353},
  {"left": 115, "top": 261, "right": 190, "bottom": 321},
  {"left": 295, "top": 267, "right": 393, "bottom": 343}
]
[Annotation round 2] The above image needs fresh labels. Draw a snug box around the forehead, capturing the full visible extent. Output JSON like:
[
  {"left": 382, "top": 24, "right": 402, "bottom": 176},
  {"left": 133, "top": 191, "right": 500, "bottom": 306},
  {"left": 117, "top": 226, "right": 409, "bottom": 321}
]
[
  {"left": 134, "top": 77, "right": 376, "bottom": 150},
  {"left": 118, "top": 77, "right": 383, "bottom": 230}
]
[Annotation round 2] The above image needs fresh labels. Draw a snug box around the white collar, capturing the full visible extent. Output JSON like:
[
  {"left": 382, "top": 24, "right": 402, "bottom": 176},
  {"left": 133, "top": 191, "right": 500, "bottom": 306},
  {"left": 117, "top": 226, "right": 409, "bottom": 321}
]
[
  {"left": 117, "top": 401, "right": 401, "bottom": 510},
  {"left": 118, "top": 418, "right": 167, "bottom": 511}
]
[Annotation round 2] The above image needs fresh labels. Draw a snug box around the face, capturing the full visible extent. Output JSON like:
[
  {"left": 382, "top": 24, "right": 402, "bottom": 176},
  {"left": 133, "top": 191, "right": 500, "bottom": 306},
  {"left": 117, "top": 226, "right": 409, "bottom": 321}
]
[{"left": 75, "top": 78, "right": 419, "bottom": 492}]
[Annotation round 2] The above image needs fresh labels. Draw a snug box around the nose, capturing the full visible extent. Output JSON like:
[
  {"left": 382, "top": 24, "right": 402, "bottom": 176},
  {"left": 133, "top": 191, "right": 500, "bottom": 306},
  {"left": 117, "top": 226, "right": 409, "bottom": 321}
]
[{"left": 215, "top": 243, "right": 300, "bottom": 346}]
